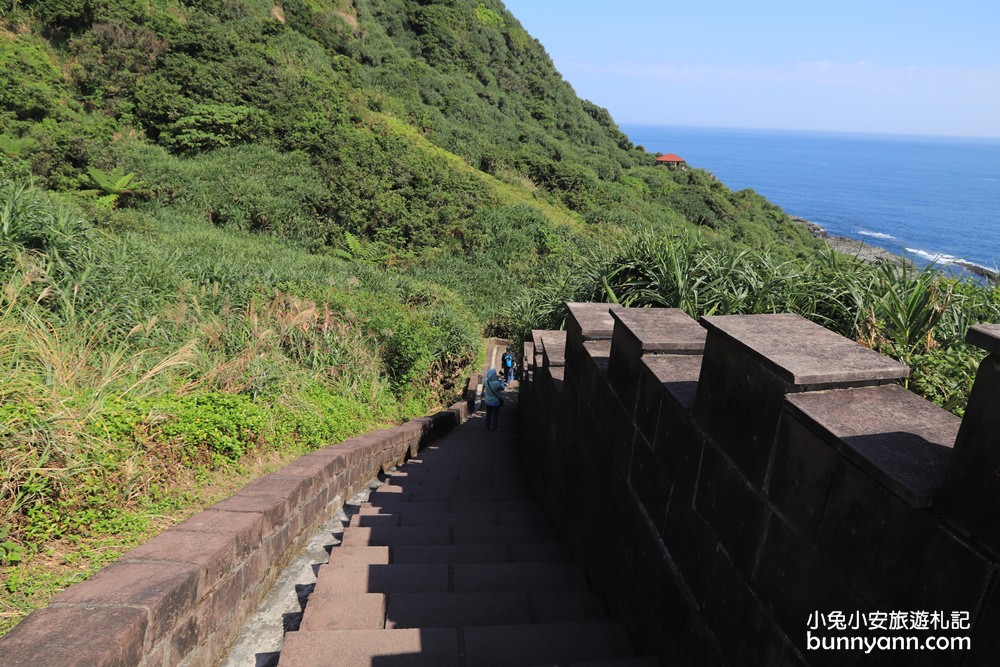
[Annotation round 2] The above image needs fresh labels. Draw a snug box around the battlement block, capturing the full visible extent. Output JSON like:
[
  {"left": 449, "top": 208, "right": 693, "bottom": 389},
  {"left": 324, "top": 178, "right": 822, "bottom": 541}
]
[
  {"left": 607, "top": 308, "right": 705, "bottom": 408},
  {"left": 694, "top": 313, "right": 908, "bottom": 486},
  {"left": 938, "top": 324, "right": 1000, "bottom": 557}
]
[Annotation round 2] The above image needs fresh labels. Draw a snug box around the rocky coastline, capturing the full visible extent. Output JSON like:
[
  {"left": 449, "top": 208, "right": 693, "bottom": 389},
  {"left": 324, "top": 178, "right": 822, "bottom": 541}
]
[{"left": 789, "top": 216, "right": 998, "bottom": 282}]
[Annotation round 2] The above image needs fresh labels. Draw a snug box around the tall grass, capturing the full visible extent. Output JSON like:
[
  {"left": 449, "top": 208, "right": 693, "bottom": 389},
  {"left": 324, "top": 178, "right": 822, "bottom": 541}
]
[
  {"left": 0, "top": 181, "right": 481, "bottom": 633},
  {"left": 517, "top": 230, "right": 999, "bottom": 415}
]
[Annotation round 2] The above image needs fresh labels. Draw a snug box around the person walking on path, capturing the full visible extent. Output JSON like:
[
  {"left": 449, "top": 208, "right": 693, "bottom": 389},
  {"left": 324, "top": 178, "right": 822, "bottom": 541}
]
[
  {"left": 502, "top": 350, "right": 515, "bottom": 384},
  {"left": 483, "top": 367, "right": 505, "bottom": 431}
]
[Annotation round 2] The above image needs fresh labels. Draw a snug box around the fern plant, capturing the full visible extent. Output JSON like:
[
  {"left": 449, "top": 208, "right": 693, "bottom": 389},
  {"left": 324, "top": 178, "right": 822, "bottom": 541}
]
[{"left": 77, "top": 166, "right": 147, "bottom": 210}]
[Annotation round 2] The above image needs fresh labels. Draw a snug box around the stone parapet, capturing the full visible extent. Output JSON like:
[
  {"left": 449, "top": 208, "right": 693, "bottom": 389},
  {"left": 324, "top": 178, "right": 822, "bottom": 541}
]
[{"left": 524, "top": 303, "right": 1000, "bottom": 666}]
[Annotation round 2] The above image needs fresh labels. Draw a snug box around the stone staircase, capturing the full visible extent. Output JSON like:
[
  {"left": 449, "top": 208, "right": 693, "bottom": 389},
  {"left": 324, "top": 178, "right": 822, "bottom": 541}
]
[{"left": 277, "top": 397, "right": 657, "bottom": 667}]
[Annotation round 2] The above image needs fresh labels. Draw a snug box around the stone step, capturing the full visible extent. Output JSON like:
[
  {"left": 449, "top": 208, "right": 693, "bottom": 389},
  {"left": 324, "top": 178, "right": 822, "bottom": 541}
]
[
  {"left": 464, "top": 621, "right": 637, "bottom": 666},
  {"left": 348, "top": 511, "right": 548, "bottom": 528},
  {"left": 298, "top": 593, "right": 385, "bottom": 631},
  {"left": 376, "top": 478, "right": 531, "bottom": 496},
  {"left": 366, "top": 491, "right": 536, "bottom": 504},
  {"left": 313, "top": 562, "right": 587, "bottom": 595},
  {"left": 527, "top": 659, "right": 660, "bottom": 667},
  {"left": 453, "top": 524, "right": 556, "bottom": 544},
  {"left": 356, "top": 500, "right": 540, "bottom": 514},
  {"left": 385, "top": 592, "right": 532, "bottom": 628},
  {"left": 390, "top": 544, "right": 512, "bottom": 564},
  {"left": 453, "top": 562, "right": 588, "bottom": 593},
  {"left": 341, "top": 524, "right": 557, "bottom": 548},
  {"left": 340, "top": 526, "right": 451, "bottom": 548},
  {"left": 278, "top": 621, "right": 636, "bottom": 667},
  {"left": 383, "top": 591, "right": 607, "bottom": 628},
  {"left": 278, "top": 627, "right": 458, "bottom": 667},
  {"left": 390, "top": 542, "right": 570, "bottom": 564},
  {"left": 326, "top": 546, "right": 390, "bottom": 565},
  {"left": 314, "top": 563, "right": 448, "bottom": 595},
  {"left": 385, "top": 471, "right": 528, "bottom": 484}
]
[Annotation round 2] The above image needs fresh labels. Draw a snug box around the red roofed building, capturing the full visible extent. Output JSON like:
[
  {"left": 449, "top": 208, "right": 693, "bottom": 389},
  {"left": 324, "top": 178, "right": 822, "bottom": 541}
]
[{"left": 655, "top": 153, "right": 686, "bottom": 167}]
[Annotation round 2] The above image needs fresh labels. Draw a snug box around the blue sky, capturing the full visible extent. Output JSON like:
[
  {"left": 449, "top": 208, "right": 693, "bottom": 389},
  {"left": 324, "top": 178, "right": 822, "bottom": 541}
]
[{"left": 501, "top": 0, "right": 1000, "bottom": 138}]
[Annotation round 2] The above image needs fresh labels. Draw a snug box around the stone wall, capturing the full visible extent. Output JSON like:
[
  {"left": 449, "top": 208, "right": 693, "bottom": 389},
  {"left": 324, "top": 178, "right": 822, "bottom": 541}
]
[
  {"left": 521, "top": 303, "right": 1000, "bottom": 666},
  {"left": 0, "top": 404, "right": 472, "bottom": 667}
]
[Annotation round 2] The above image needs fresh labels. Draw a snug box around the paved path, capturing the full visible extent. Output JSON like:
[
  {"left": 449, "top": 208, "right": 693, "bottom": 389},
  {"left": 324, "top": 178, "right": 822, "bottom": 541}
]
[{"left": 275, "top": 393, "right": 655, "bottom": 667}]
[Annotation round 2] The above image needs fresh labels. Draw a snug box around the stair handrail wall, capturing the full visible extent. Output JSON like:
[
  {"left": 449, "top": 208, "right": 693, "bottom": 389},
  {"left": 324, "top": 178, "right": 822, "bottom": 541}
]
[{"left": 520, "top": 303, "right": 1000, "bottom": 666}]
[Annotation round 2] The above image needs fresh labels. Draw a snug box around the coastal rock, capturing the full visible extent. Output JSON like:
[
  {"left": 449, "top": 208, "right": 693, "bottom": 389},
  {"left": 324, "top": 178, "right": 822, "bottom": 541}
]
[{"left": 790, "top": 216, "right": 902, "bottom": 265}]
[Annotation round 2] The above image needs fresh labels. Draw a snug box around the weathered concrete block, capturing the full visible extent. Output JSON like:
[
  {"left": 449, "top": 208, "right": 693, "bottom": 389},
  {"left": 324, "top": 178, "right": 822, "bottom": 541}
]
[
  {"left": 769, "top": 414, "right": 844, "bottom": 543},
  {"left": 664, "top": 504, "right": 722, "bottom": 609},
  {"left": 51, "top": 561, "right": 200, "bottom": 650},
  {"left": 818, "top": 458, "right": 992, "bottom": 612},
  {"left": 169, "top": 509, "right": 267, "bottom": 564},
  {"left": 538, "top": 330, "right": 567, "bottom": 369},
  {"left": 607, "top": 391, "right": 638, "bottom": 475},
  {"left": 695, "top": 314, "right": 908, "bottom": 487},
  {"left": 607, "top": 308, "right": 705, "bottom": 409},
  {"left": 701, "top": 549, "right": 789, "bottom": 667},
  {"left": 121, "top": 529, "right": 244, "bottom": 593},
  {"left": 643, "top": 354, "right": 705, "bottom": 507},
  {"left": 784, "top": 384, "right": 958, "bottom": 508},
  {"left": 0, "top": 606, "right": 148, "bottom": 667},
  {"left": 565, "top": 302, "right": 620, "bottom": 356},
  {"left": 629, "top": 435, "right": 673, "bottom": 534},
  {"left": 634, "top": 359, "right": 665, "bottom": 445},
  {"left": 939, "top": 324, "right": 1000, "bottom": 558},
  {"left": 752, "top": 515, "right": 862, "bottom": 665},
  {"left": 694, "top": 444, "right": 769, "bottom": 578},
  {"left": 965, "top": 577, "right": 1000, "bottom": 666}
]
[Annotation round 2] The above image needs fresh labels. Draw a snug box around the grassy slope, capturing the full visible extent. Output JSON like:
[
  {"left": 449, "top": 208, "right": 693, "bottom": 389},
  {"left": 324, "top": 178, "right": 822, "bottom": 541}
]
[{"left": 4, "top": 0, "right": 974, "bottom": 634}]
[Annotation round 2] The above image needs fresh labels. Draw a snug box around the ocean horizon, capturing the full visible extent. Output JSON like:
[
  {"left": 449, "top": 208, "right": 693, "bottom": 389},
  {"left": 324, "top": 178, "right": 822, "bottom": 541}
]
[{"left": 621, "top": 124, "right": 1000, "bottom": 278}]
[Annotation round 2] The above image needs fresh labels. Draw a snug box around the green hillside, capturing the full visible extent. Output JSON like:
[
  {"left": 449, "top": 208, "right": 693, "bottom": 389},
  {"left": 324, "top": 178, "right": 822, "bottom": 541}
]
[{"left": 1, "top": 0, "right": 994, "bottom": 633}]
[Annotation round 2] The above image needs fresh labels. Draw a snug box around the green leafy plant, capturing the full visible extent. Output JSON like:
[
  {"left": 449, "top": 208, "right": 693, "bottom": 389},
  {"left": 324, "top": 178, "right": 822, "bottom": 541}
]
[{"left": 77, "top": 166, "right": 146, "bottom": 209}]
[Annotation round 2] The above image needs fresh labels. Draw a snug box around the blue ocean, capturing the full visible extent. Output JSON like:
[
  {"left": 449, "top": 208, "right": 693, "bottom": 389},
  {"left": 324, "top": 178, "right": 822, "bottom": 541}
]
[{"left": 622, "top": 125, "right": 1000, "bottom": 277}]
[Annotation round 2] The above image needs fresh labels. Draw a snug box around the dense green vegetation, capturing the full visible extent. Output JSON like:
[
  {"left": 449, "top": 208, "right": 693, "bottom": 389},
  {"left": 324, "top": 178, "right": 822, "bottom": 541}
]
[{"left": 1, "top": 0, "right": 997, "bottom": 635}]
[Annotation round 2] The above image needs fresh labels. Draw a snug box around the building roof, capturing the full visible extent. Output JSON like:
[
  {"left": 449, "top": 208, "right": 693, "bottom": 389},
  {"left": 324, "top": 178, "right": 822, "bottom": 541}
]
[{"left": 655, "top": 153, "right": 685, "bottom": 163}]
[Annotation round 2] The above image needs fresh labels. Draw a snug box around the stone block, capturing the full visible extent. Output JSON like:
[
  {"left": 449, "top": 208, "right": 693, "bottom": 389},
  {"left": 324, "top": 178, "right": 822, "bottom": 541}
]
[
  {"left": 694, "top": 445, "right": 769, "bottom": 578},
  {"left": 785, "top": 385, "right": 958, "bottom": 508},
  {"left": 752, "top": 515, "right": 862, "bottom": 665},
  {"left": 817, "top": 458, "right": 992, "bottom": 612},
  {"left": 0, "top": 606, "right": 148, "bottom": 667},
  {"left": 607, "top": 307, "right": 705, "bottom": 408},
  {"left": 769, "top": 412, "right": 845, "bottom": 542},
  {"left": 607, "top": 392, "right": 638, "bottom": 475},
  {"left": 538, "top": 330, "right": 567, "bottom": 368},
  {"left": 580, "top": 339, "right": 612, "bottom": 402},
  {"left": 701, "top": 549, "right": 789, "bottom": 667},
  {"left": 170, "top": 509, "right": 267, "bottom": 563},
  {"left": 208, "top": 492, "right": 294, "bottom": 538},
  {"left": 965, "top": 577, "right": 1000, "bottom": 666},
  {"left": 664, "top": 504, "right": 722, "bottom": 608},
  {"left": 51, "top": 561, "right": 199, "bottom": 650},
  {"left": 121, "top": 529, "right": 243, "bottom": 593},
  {"left": 629, "top": 436, "right": 673, "bottom": 533},
  {"left": 695, "top": 314, "right": 908, "bottom": 487},
  {"left": 938, "top": 330, "right": 1000, "bottom": 558},
  {"left": 237, "top": 474, "right": 312, "bottom": 510},
  {"left": 564, "top": 303, "right": 622, "bottom": 399},
  {"left": 634, "top": 360, "right": 665, "bottom": 445}
]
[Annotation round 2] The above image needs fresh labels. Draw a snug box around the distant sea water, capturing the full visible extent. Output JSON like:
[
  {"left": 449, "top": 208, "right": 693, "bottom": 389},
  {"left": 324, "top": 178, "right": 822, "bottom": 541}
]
[{"left": 621, "top": 124, "right": 1000, "bottom": 278}]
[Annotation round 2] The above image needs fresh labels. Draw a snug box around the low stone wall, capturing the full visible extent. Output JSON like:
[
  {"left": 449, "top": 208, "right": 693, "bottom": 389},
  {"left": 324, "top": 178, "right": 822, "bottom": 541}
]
[
  {"left": 0, "top": 402, "right": 471, "bottom": 666},
  {"left": 521, "top": 303, "right": 1000, "bottom": 666}
]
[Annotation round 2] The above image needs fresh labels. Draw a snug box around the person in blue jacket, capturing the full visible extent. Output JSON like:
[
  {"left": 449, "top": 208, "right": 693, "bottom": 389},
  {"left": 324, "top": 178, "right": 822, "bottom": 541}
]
[
  {"left": 482, "top": 367, "right": 506, "bottom": 431},
  {"left": 501, "top": 350, "right": 515, "bottom": 384}
]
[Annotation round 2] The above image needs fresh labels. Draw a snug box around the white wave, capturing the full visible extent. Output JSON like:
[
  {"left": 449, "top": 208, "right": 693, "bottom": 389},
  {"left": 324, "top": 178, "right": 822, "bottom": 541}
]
[
  {"left": 904, "top": 247, "right": 962, "bottom": 264},
  {"left": 857, "top": 230, "right": 896, "bottom": 240}
]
